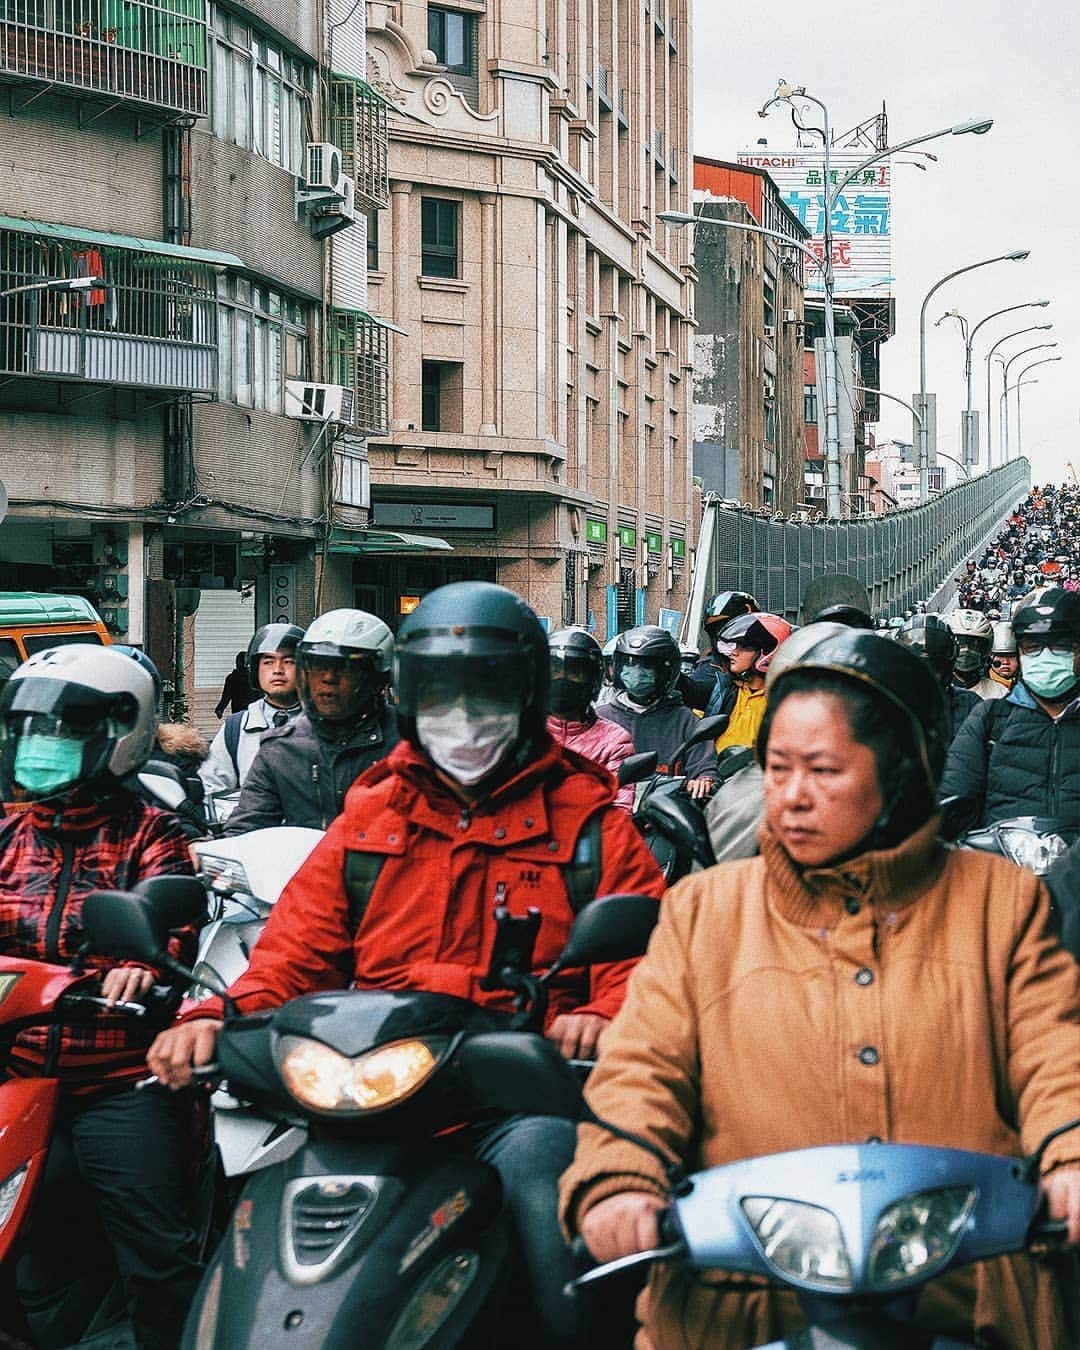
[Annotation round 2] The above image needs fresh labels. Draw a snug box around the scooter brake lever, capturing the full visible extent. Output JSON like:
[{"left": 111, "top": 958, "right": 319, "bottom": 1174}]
[
  {"left": 134, "top": 1062, "right": 220, "bottom": 1092},
  {"left": 564, "top": 1240, "right": 684, "bottom": 1295}
]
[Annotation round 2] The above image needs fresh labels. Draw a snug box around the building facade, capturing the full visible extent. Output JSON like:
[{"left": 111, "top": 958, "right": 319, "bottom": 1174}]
[
  {"left": 690, "top": 159, "right": 807, "bottom": 513},
  {"left": 0, "top": 0, "right": 387, "bottom": 724},
  {"left": 358, "top": 0, "right": 695, "bottom": 636}
]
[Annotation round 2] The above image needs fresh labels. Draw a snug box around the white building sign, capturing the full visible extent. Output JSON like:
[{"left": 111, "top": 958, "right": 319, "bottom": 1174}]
[{"left": 737, "top": 150, "right": 892, "bottom": 300}]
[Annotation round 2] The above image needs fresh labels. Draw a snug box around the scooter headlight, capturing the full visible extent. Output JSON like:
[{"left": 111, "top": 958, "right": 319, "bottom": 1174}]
[
  {"left": 996, "top": 827, "right": 1067, "bottom": 875},
  {"left": 275, "top": 1035, "right": 443, "bottom": 1115},
  {"left": 867, "top": 1187, "right": 976, "bottom": 1288},
  {"left": 197, "top": 853, "right": 250, "bottom": 895},
  {"left": 0, "top": 1164, "right": 29, "bottom": 1232},
  {"left": 740, "top": 1197, "right": 853, "bottom": 1291},
  {"left": 0, "top": 973, "right": 22, "bottom": 1007}
]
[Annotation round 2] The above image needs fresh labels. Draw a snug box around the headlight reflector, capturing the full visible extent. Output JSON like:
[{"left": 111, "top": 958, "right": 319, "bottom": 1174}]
[
  {"left": 197, "top": 854, "right": 250, "bottom": 894},
  {"left": 868, "top": 1186, "right": 976, "bottom": 1287},
  {"left": 0, "top": 973, "right": 22, "bottom": 1008},
  {"left": 998, "top": 828, "right": 1067, "bottom": 875},
  {"left": 276, "top": 1036, "right": 440, "bottom": 1114},
  {"left": 741, "top": 1196, "right": 853, "bottom": 1291},
  {"left": 0, "top": 1164, "right": 29, "bottom": 1232}
]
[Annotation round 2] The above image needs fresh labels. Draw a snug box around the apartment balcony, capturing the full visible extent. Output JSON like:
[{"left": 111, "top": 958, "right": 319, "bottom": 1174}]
[
  {"left": 330, "top": 76, "right": 390, "bottom": 211},
  {"left": 597, "top": 64, "right": 612, "bottom": 112},
  {"left": 0, "top": 0, "right": 208, "bottom": 117},
  {"left": 329, "top": 308, "right": 399, "bottom": 437},
  {"left": 0, "top": 217, "right": 241, "bottom": 393}
]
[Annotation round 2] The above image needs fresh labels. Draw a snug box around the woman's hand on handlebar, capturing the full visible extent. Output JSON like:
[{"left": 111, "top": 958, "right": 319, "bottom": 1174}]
[
  {"left": 147, "top": 1019, "right": 224, "bottom": 1090},
  {"left": 684, "top": 777, "right": 715, "bottom": 801},
  {"left": 101, "top": 966, "right": 155, "bottom": 1008},
  {"left": 580, "top": 1191, "right": 666, "bottom": 1264},
  {"left": 1042, "top": 1167, "right": 1080, "bottom": 1246}
]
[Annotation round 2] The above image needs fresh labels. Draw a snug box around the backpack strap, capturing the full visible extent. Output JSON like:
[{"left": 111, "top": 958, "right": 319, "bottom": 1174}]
[
  {"left": 344, "top": 849, "right": 388, "bottom": 935},
  {"left": 223, "top": 710, "right": 245, "bottom": 779},
  {"left": 563, "top": 810, "right": 604, "bottom": 915}
]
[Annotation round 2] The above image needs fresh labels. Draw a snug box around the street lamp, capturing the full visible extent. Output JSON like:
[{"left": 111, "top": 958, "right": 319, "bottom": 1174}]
[
  {"left": 999, "top": 343, "right": 1058, "bottom": 459},
  {"left": 0, "top": 275, "right": 104, "bottom": 299},
  {"left": 935, "top": 299, "right": 1051, "bottom": 470},
  {"left": 855, "top": 383, "right": 970, "bottom": 493},
  {"left": 753, "top": 82, "right": 993, "bottom": 518},
  {"left": 917, "top": 250, "right": 1030, "bottom": 499},
  {"left": 1011, "top": 356, "right": 1062, "bottom": 461},
  {"left": 986, "top": 325, "right": 1054, "bottom": 464}
]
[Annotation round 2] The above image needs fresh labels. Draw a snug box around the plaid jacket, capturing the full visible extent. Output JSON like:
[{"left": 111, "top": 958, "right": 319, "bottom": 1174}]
[{"left": 0, "top": 790, "right": 197, "bottom": 1090}]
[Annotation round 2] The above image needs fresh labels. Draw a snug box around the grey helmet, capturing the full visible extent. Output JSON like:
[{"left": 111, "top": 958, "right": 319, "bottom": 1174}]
[
  {"left": 0, "top": 644, "right": 159, "bottom": 800},
  {"left": 990, "top": 621, "right": 1017, "bottom": 656}
]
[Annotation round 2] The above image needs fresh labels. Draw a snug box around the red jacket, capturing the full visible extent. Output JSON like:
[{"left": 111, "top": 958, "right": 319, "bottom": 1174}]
[
  {"left": 546, "top": 713, "right": 636, "bottom": 811},
  {"left": 0, "top": 792, "right": 196, "bottom": 1089},
  {"left": 209, "top": 737, "right": 665, "bottom": 1026}
]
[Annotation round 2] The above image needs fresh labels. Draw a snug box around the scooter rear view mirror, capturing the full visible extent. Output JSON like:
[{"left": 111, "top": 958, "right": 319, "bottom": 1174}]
[
  {"left": 82, "top": 889, "right": 172, "bottom": 966},
  {"left": 672, "top": 714, "right": 726, "bottom": 767},
  {"left": 133, "top": 875, "right": 209, "bottom": 933},
  {"left": 547, "top": 893, "right": 660, "bottom": 977},
  {"left": 618, "top": 751, "right": 658, "bottom": 787}
]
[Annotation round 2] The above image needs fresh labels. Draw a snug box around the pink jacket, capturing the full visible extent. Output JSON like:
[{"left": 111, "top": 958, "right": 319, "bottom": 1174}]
[{"left": 546, "top": 713, "right": 635, "bottom": 811}]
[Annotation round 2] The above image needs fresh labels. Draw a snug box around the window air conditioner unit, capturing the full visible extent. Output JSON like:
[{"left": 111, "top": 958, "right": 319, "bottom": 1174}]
[
  {"left": 306, "top": 142, "right": 344, "bottom": 193},
  {"left": 284, "top": 380, "right": 355, "bottom": 425},
  {"left": 763, "top": 325, "right": 776, "bottom": 341},
  {"left": 782, "top": 308, "right": 798, "bottom": 323}
]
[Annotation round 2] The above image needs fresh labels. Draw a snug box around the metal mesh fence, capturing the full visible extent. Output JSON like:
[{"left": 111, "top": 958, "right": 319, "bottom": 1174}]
[{"left": 703, "top": 459, "right": 1031, "bottom": 621}]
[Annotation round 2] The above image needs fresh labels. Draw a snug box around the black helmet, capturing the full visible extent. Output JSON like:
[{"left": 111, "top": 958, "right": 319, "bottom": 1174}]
[
  {"left": 764, "top": 628, "right": 949, "bottom": 793},
  {"left": 394, "top": 581, "right": 549, "bottom": 762},
  {"left": 246, "top": 622, "right": 304, "bottom": 691},
  {"left": 1011, "top": 588, "right": 1080, "bottom": 644},
  {"left": 894, "top": 613, "right": 958, "bottom": 686},
  {"left": 809, "top": 603, "right": 875, "bottom": 630},
  {"left": 613, "top": 626, "right": 679, "bottom": 704},
  {"left": 703, "top": 591, "right": 758, "bottom": 639},
  {"left": 548, "top": 627, "right": 603, "bottom": 718}
]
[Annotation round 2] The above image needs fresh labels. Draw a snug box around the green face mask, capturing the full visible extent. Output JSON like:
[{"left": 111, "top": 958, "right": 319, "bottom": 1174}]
[{"left": 13, "top": 734, "right": 84, "bottom": 797}]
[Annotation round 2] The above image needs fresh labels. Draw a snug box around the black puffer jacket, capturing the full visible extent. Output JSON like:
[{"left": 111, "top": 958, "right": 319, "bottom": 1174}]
[
  {"left": 939, "top": 682, "right": 1080, "bottom": 826},
  {"left": 947, "top": 684, "right": 981, "bottom": 742},
  {"left": 223, "top": 705, "right": 399, "bottom": 834}
]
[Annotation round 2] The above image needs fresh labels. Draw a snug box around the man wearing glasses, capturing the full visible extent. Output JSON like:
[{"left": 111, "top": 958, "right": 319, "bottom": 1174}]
[{"left": 941, "top": 589, "right": 1080, "bottom": 826}]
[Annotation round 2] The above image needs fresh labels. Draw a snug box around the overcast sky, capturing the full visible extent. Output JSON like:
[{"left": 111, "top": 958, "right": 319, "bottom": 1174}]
[{"left": 694, "top": 1, "right": 1077, "bottom": 487}]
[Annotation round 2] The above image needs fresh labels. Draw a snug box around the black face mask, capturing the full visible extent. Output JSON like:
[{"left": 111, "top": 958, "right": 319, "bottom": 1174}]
[{"left": 549, "top": 677, "right": 589, "bottom": 719}]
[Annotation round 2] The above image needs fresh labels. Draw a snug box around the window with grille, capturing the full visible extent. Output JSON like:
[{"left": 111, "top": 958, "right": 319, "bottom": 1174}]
[
  {"left": 421, "top": 198, "right": 460, "bottom": 279},
  {"left": 216, "top": 275, "right": 308, "bottom": 412},
  {"left": 210, "top": 9, "right": 311, "bottom": 175},
  {"left": 329, "top": 311, "right": 390, "bottom": 436},
  {"left": 329, "top": 77, "right": 389, "bottom": 211}
]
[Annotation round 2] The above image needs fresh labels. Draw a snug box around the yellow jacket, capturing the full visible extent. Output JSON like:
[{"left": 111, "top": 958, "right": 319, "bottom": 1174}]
[{"left": 561, "top": 817, "right": 1080, "bottom": 1348}]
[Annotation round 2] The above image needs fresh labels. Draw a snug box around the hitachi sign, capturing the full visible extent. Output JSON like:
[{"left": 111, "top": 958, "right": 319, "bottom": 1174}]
[{"left": 737, "top": 156, "right": 799, "bottom": 168}]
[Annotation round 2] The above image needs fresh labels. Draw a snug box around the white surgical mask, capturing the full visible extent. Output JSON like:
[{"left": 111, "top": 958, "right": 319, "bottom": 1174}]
[{"left": 415, "top": 699, "right": 520, "bottom": 786}]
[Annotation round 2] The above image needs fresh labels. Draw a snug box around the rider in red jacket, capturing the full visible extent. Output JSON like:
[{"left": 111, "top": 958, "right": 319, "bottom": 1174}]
[
  {"left": 0, "top": 646, "right": 201, "bottom": 1350},
  {"left": 150, "top": 582, "right": 664, "bottom": 1348}
]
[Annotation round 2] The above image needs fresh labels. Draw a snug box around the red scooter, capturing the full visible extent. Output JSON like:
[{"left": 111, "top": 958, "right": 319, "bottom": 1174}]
[{"left": 0, "top": 876, "right": 211, "bottom": 1341}]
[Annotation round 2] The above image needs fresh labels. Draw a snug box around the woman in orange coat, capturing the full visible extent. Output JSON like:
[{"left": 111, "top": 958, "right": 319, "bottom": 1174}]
[{"left": 561, "top": 626, "right": 1080, "bottom": 1349}]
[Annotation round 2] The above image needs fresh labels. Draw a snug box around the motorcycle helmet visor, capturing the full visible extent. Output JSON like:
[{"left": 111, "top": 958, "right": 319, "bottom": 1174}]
[
  {"left": 0, "top": 679, "right": 136, "bottom": 799},
  {"left": 405, "top": 654, "right": 532, "bottom": 720}
]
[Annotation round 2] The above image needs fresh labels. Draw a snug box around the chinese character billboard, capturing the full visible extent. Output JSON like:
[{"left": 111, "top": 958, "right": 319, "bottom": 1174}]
[{"left": 736, "top": 150, "right": 892, "bottom": 300}]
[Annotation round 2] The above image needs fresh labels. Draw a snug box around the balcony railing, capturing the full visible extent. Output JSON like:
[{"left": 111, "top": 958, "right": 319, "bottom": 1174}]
[
  {"left": 597, "top": 64, "right": 612, "bottom": 111},
  {"left": 0, "top": 0, "right": 208, "bottom": 118},
  {"left": 0, "top": 223, "right": 228, "bottom": 392},
  {"left": 330, "top": 76, "right": 389, "bottom": 212},
  {"left": 329, "top": 308, "right": 391, "bottom": 436}
]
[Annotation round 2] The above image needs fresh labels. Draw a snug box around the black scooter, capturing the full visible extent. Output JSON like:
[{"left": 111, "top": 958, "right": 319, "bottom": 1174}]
[
  {"left": 81, "top": 887, "right": 660, "bottom": 1350},
  {"left": 625, "top": 715, "right": 723, "bottom": 883}
]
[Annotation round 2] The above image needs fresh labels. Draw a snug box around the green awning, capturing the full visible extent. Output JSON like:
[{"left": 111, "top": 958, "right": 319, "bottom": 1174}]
[
  {"left": 327, "top": 530, "right": 453, "bottom": 555},
  {"left": 330, "top": 73, "right": 394, "bottom": 107},
  {"left": 332, "top": 307, "right": 408, "bottom": 336},
  {"left": 0, "top": 217, "right": 244, "bottom": 271}
]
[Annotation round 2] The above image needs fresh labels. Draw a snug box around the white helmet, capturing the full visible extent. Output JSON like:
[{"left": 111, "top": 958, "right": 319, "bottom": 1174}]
[
  {"left": 945, "top": 609, "right": 993, "bottom": 641},
  {"left": 296, "top": 609, "right": 394, "bottom": 722},
  {"left": 991, "top": 621, "right": 1017, "bottom": 656},
  {"left": 0, "top": 645, "right": 158, "bottom": 800}
]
